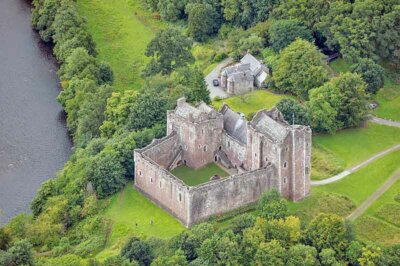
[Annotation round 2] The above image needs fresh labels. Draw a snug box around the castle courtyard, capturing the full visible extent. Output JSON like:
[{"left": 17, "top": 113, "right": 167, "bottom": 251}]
[{"left": 171, "top": 163, "right": 230, "bottom": 186}]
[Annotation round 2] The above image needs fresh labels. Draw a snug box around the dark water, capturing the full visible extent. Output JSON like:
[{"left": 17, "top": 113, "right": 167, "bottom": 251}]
[{"left": 0, "top": 0, "right": 72, "bottom": 224}]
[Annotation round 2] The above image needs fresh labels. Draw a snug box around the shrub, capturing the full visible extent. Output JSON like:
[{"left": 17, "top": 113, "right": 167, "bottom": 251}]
[{"left": 121, "top": 237, "right": 154, "bottom": 266}]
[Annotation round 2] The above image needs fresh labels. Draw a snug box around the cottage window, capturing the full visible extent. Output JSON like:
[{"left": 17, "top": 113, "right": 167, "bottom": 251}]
[{"left": 284, "top": 161, "right": 288, "bottom": 168}]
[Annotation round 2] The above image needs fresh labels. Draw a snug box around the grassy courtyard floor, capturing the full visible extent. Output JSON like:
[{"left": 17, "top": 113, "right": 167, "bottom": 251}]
[
  {"left": 96, "top": 184, "right": 184, "bottom": 260},
  {"left": 171, "top": 163, "right": 229, "bottom": 186},
  {"left": 76, "top": 0, "right": 164, "bottom": 91},
  {"left": 212, "top": 90, "right": 287, "bottom": 116}
]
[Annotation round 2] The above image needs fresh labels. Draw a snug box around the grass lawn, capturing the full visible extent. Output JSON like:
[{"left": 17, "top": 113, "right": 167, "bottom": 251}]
[
  {"left": 315, "top": 150, "right": 400, "bottom": 206},
  {"left": 171, "top": 163, "right": 229, "bottom": 186},
  {"left": 329, "top": 58, "right": 400, "bottom": 121},
  {"left": 212, "top": 90, "right": 287, "bottom": 116},
  {"left": 96, "top": 184, "right": 184, "bottom": 260},
  {"left": 77, "top": 0, "right": 164, "bottom": 91},
  {"left": 354, "top": 177, "right": 400, "bottom": 245},
  {"left": 313, "top": 122, "right": 400, "bottom": 171}
]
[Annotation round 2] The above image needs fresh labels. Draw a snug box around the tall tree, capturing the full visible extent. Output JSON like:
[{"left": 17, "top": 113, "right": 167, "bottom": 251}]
[
  {"left": 269, "top": 19, "right": 313, "bottom": 52},
  {"left": 144, "top": 28, "right": 194, "bottom": 76},
  {"left": 350, "top": 58, "right": 385, "bottom": 94},
  {"left": 272, "top": 39, "right": 329, "bottom": 98},
  {"left": 186, "top": 3, "right": 219, "bottom": 42}
]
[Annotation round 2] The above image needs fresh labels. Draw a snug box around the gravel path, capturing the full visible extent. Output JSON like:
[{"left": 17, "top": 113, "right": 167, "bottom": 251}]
[
  {"left": 205, "top": 57, "right": 233, "bottom": 99},
  {"left": 347, "top": 170, "right": 400, "bottom": 221},
  {"left": 311, "top": 144, "right": 400, "bottom": 186},
  {"left": 370, "top": 116, "right": 400, "bottom": 128}
]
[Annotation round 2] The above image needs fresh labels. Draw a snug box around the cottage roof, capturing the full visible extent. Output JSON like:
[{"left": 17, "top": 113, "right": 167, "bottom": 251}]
[
  {"left": 240, "top": 53, "right": 269, "bottom": 84},
  {"left": 222, "top": 63, "right": 251, "bottom": 76},
  {"left": 220, "top": 104, "right": 247, "bottom": 144},
  {"left": 228, "top": 70, "right": 254, "bottom": 83},
  {"left": 251, "top": 109, "right": 289, "bottom": 142}
]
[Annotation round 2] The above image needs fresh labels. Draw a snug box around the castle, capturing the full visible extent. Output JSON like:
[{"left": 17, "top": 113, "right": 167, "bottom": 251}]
[{"left": 134, "top": 98, "right": 311, "bottom": 227}]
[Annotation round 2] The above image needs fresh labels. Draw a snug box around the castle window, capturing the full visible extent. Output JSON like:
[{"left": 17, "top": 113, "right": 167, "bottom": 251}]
[
  {"left": 285, "top": 146, "right": 289, "bottom": 152},
  {"left": 139, "top": 171, "right": 142, "bottom": 176},
  {"left": 198, "top": 144, "right": 201, "bottom": 149},
  {"left": 203, "top": 145, "right": 207, "bottom": 152},
  {"left": 284, "top": 161, "right": 287, "bottom": 168},
  {"left": 265, "top": 157, "right": 268, "bottom": 162},
  {"left": 305, "top": 167, "right": 309, "bottom": 175},
  {"left": 227, "top": 141, "right": 230, "bottom": 148},
  {"left": 179, "top": 193, "right": 182, "bottom": 202},
  {"left": 284, "top": 177, "right": 287, "bottom": 184},
  {"left": 254, "top": 153, "right": 257, "bottom": 158},
  {"left": 219, "top": 146, "right": 222, "bottom": 151},
  {"left": 159, "top": 181, "right": 162, "bottom": 188},
  {"left": 150, "top": 177, "right": 153, "bottom": 183}
]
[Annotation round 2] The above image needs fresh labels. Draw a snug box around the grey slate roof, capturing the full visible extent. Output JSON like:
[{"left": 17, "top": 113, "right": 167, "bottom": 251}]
[
  {"left": 220, "top": 104, "right": 247, "bottom": 144},
  {"left": 251, "top": 110, "right": 289, "bottom": 142},
  {"left": 228, "top": 69, "right": 254, "bottom": 83}
]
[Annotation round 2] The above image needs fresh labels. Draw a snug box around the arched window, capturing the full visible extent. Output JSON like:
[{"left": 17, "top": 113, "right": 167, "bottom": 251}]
[
  {"left": 284, "top": 161, "right": 288, "bottom": 168},
  {"left": 179, "top": 193, "right": 182, "bottom": 202},
  {"left": 203, "top": 145, "right": 207, "bottom": 152}
]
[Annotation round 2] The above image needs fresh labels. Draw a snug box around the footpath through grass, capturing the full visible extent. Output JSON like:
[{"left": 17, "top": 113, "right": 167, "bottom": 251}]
[
  {"left": 77, "top": 0, "right": 164, "bottom": 91},
  {"left": 96, "top": 185, "right": 184, "bottom": 260},
  {"left": 212, "top": 90, "right": 287, "bottom": 116},
  {"left": 171, "top": 163, "right": 229, "bottom": 186}
]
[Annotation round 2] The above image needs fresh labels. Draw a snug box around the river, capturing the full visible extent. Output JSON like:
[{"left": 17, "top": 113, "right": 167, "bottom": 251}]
[{"left": 0, "top": 0, "right": 72, "bottom": 224}]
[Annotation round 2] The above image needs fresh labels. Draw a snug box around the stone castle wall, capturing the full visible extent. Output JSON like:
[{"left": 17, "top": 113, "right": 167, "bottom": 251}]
[{"left": 188, "top": 165, "right": 277, "bottom": 226}]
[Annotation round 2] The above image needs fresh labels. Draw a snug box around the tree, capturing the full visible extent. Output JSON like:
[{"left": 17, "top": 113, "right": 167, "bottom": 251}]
[
  {"left": 308, "top": 73, "right": 368, "bottom": 133},
  {"left": 227, "top": 214, "right": 256, "bottom": 236},
  {"left": 346, "top": 241, "right": 363, "bottom": 265},
  {"left": 32, "top": 0, "right": 62, "bottom": 42},
  {"left": 239, "top": 34, "right": 264, "bottom": 55},
  {"left": 269, "top": 20, "right": 313, "bottom": 52},
  {"left": 173, "top": 67, "right": 210, "bottom": 104},
  {"left": 319, "top": 248, "right": 340, "bottom": 266},
  {"left": 186, "top": 3, "right": 219, "bottom": 42},
  {"left": 276, "top": 98, "right": 310, "bottom": 126},
  {"left": 121, "top": 237, "right": 154, "bottom": 266},
  {"left": 358, "top": 244, "right": 383, "bottom": 266},
  {"left": 0, "top": 228, "right": 10, "bottom": 251},
  {"left": 257, "top": 189, "right": 288, "bottom": 220},
  {"left": 198, "top": 230, "right": 241, "bottom": 265},
  {"left": 30, "top": 179, "right": 56, "bottom": 217},
  {"left": 103, "top": 255, "right": 138, "bottom": 266},
  {"left": 58, "top": 48, "right": 100, "bottom": 82},
  {"left": 99, "top": 62, "right": 115, "bottom": 85},
  {"left": 241, "top": 218, "right": 266, "bottom": 262},
  {"left": 272, "top": 39, "right": 329, "bottom": 98},
  {"left": 350, "top": 58, "right": 384, "bottom": 94},
  {"left": 8, "top": 239, "right": 35, "bottom": 266},
  {"left": 286, "top": 244, "right": 318, "bottom": 266},
  {"left": 304, "top": 213, "right": 352, "bottom": 259},
  {"left": 90, "top": 149, "right": 126, "bottom": 198},
  {"left": 254, "top": 240, "right": 286, "bottom": 266},
  {"left": 157, "top": 0, "right": 187, "bottom": 22},
  {"left": 144, "top": 28, "right": 194, "bottom": 76},
  {"left": 151, "top": 250, "right": 188, "bottom": 266}
]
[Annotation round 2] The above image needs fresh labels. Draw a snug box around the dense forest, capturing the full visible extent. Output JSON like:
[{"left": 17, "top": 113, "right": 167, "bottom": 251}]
[{"left": 0, "top": 0, "right": 399, "bottom": 265}]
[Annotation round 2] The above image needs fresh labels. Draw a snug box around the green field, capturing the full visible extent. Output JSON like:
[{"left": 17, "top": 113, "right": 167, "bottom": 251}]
[
  {"left": 77, "top": 0, "right": 164, "bottom": 91},
  {"left": 212, "top": 90, "right": 287, "bottom": 116},
  {"left": 354, "top": 176, "right": 400, "bottom": 245},
  {"left": 96, "top": 185, "right": 184, "bottom": 259},
  {"left": 330, "top": 58, "right": 400, "bottom": 121},
  {"left": 315, "top": 150, "right": 400, "bottom": 206},
  {"left": 171, "top": 163, "right": 229, "bottom": 186}
]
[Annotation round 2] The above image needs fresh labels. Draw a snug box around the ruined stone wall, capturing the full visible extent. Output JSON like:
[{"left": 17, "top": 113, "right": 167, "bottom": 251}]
[
  {"left": 134, "top": 143, "right": 190, "bottom": 226},
  {"left": 221, "top": 132, "right": 246, "bottom": 168},
  {"left": 187, "top": 165, "right": 277, "bottom": 226},
  {"left": 167, "top": 111, "right": 224, "bottom": 169},
  {"left": 142, "top": 133, "right": 180, "bottom": 169}
]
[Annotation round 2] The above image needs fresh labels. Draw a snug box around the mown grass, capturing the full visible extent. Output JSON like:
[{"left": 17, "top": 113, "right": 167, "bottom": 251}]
[
  {"left": 315, "top": 150, "right": 400, "bottom": 206},
  {"left": 212, "top": 90, "right": 287, "bottom": 116},
  {"left": 353, "top": 174, "right": 400, "bottom": 245},
  {"left": 171, "top": 163, "right": 229, "bottom": 186},
  {"left": 77, "top": 0, "right": 165, "bottom": 91},
  {"left": 313, "top": 122, "right": 400, "bottom": 170},
  {"left": 96, "top": 184, "right": 184, "bottom": 260}
]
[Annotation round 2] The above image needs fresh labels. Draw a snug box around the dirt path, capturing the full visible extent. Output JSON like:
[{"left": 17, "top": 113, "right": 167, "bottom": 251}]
[
  {"left": 347, "top": 170, "right": 400, "bottom": 221},
  {"left": 311, "top": 144, "right": 400, "bottom": 186},
  {"left": 370, "top": 116, "right": 400, "bottom": 128}
]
